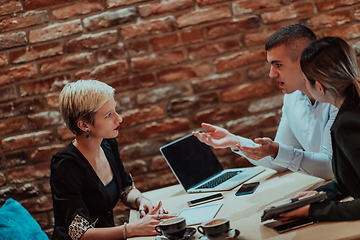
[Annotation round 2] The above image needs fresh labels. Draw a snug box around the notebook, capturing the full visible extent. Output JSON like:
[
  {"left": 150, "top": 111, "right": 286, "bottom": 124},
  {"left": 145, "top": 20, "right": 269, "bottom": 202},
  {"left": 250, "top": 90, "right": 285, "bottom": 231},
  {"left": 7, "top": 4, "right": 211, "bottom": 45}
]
[{"left": 160, "top": 134, "right": 266, "bottom": 193}]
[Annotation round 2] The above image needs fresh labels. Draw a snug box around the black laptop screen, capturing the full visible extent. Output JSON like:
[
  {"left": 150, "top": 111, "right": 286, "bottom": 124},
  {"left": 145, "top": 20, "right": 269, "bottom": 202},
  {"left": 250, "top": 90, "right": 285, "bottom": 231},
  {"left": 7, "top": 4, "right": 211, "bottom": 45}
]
[{"left": 160, "top": 134, "right": 224, "bottom": 191}]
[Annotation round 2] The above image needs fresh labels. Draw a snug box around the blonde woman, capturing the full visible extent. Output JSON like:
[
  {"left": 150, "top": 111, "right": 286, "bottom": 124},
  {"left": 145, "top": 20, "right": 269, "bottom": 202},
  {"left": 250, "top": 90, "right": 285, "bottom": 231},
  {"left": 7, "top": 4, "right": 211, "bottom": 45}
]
[
  {"left": 51, "top": 80, "right": 171, "bottom": 240},
  {"left": 279, "top": 37, "right": 360, "bottom": 222}
]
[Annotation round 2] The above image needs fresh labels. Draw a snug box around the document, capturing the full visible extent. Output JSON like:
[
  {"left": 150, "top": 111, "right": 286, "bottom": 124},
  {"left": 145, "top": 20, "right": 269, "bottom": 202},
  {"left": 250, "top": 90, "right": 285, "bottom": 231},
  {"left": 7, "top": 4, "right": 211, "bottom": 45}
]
[{"left": 177, "top": 203, "right": 223, "bottom": 225}]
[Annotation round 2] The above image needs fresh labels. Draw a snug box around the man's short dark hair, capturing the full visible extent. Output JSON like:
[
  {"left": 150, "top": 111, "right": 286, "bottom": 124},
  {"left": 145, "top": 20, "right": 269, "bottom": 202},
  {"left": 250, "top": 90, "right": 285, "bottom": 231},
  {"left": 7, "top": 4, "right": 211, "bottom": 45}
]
[{"left": 265, "top": 24, "right": 317, "bottom": 62}]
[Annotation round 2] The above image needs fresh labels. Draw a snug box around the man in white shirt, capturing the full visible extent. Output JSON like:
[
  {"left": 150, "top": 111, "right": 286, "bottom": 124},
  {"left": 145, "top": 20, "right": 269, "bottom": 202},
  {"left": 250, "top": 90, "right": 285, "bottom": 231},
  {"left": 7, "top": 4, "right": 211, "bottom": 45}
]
[{"left": 193, "top": 24, "right": 337, "bottom": 180}]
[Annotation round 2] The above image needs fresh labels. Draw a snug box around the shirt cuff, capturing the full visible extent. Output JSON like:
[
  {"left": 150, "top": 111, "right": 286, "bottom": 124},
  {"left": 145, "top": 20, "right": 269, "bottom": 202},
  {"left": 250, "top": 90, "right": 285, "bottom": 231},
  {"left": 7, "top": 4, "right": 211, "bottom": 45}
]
[
  {"left": 68, "top": 214, "right": 96, "bottom": 240},
  {"left": 272, "top": 143, "right": 298, "bottom": 170}
]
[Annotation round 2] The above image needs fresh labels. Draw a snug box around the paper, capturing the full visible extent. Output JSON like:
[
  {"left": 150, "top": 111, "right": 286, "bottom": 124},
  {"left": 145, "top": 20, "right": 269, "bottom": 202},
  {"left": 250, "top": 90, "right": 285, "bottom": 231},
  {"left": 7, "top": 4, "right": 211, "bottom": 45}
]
[{"left": 177, "top": 203, "right": 223, "bottom": 225}]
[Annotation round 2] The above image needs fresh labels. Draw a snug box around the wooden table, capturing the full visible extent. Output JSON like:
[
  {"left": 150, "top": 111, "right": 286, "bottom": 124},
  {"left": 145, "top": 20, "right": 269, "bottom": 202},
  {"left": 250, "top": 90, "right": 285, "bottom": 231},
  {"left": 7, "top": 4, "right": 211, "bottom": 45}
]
[{"left": 129, "top": 169, "right": 360, "bottom": 240}]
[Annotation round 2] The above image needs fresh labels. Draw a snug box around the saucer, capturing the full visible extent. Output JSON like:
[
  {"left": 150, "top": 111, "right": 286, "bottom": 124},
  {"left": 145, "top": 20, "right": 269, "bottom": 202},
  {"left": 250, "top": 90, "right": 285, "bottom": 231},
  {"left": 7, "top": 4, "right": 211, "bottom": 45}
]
[
  {"left": 155, "top": 227, "right": 197, "bottom": 240},
  {"left": 198, "top": 229, "right": 240, "bottom": 240}
]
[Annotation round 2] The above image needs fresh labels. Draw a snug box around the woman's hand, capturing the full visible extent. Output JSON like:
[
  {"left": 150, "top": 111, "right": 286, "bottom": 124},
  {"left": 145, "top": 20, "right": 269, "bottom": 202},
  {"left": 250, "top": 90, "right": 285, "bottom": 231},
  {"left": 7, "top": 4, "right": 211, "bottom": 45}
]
[
  {"left": 127, "top": 202, "right": 175, "bottom": 237},
  {"left": 275, "top": 205, "right": 310, "bottom": 222},
  {"left": 139, "top": 198, "right": 169, "bottom": 218}
]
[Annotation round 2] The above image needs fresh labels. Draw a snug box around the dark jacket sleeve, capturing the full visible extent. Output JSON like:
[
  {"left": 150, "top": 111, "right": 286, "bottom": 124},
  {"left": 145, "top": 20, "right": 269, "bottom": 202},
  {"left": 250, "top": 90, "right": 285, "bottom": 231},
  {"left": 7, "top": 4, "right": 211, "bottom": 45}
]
[{"left": 51, "top": 152, "right": 94, "bottom": 227}]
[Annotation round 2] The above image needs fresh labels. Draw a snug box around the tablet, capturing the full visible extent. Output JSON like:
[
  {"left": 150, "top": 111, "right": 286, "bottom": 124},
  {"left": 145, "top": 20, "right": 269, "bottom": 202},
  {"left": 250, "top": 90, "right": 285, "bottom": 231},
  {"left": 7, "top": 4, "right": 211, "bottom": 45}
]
[
  {"left": 261, "top": 191, "right": 327, "bottom": 222},
  {"left": 177, "top": 203, "right": 223, "bottom": 225}
]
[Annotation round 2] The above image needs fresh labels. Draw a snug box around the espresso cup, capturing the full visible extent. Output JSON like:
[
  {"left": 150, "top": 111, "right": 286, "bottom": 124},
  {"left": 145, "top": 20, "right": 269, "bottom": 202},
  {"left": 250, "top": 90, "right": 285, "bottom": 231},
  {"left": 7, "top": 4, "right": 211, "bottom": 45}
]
[
  {"left": 155, "top": 217, "right": 187, "bottom": 239},
  {"left": 197, "top": 218, "right": 230, "bottom": 237}
]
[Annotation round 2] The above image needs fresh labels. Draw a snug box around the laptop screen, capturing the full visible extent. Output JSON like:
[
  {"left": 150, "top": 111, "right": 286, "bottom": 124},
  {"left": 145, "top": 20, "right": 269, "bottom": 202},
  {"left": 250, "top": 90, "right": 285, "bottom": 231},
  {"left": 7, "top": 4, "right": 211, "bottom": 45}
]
[{"left": 160, "top": 134, "right": 224, "bottom": 191}]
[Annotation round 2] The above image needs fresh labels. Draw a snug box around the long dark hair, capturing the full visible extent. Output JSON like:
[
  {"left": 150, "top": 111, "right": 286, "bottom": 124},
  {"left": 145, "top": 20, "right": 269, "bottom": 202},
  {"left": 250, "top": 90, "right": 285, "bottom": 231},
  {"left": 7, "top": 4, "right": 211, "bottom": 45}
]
[{"left": 301, "top": 36, "right": 360, "bottom": 100}]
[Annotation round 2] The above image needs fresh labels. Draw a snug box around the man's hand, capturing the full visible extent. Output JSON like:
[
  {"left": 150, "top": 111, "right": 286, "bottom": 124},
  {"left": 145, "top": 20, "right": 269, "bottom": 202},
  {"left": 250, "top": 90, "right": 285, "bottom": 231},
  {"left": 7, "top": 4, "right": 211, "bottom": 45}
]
[
  {"left": 236, "top": 137, "right": 279, "bottom": 160},
  {"left": 192, "top": 123, "right": 239, "bottom": 149},
  {"left": 275, "top": 205, "right": 310, "bottom": 222}
]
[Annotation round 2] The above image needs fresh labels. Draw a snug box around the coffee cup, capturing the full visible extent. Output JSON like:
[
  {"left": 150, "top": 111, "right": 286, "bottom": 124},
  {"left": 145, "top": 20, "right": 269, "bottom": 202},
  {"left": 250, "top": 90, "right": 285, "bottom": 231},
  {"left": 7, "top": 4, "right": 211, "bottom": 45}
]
[
  {"left": 197, "top": 218, "right": 230, "bottom": 237},
  {"left": 155, "top": 217, "right": 187, "bottom": 239}
]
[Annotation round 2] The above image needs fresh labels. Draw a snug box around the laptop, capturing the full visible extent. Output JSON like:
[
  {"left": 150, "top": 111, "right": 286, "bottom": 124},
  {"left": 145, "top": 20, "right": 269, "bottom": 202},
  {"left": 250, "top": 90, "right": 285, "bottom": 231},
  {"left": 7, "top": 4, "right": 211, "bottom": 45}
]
[{"left": 160, "top": 134, "right": 266, "bottom": 193}]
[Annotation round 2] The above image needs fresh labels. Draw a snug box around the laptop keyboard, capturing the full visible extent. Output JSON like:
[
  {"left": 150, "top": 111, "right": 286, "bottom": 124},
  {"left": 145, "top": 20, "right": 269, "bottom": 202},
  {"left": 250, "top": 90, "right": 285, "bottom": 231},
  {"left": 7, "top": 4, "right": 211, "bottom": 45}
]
[{"left": 196, "top": 171, "right": 242, "bottom": 189}]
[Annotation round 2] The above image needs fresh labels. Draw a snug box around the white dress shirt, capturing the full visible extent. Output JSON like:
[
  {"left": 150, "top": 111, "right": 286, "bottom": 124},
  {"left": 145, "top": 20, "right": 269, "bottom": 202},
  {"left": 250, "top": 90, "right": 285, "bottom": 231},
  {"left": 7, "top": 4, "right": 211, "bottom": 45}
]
[{"left": 234, "top": 90, "right": 338, "bottom": 180}]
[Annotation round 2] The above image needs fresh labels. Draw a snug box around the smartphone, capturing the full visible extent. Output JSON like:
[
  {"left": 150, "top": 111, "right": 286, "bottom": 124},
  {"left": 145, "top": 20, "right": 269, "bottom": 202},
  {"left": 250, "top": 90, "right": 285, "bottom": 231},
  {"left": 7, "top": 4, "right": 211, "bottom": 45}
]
[
  {"left": 187, "top": 193, "right": 224, "bottom": 207},
  {"left": 235, "top": 182, "right": 260, "bottom": 196},
  {"left": 273, "top": 218, "right": 314, "bottom": 234}
]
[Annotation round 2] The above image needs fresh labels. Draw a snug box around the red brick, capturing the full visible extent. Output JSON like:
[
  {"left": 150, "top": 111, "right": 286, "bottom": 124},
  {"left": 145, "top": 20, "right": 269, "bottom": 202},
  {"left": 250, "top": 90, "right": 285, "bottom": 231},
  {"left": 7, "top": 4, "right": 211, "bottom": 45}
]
[
  {"left": 0, "top": 10, "right": 49, "bottom": 34},
  {"left": 196, "top": 0, "right": 231, "bottom": 6},
  {"left": 220, "top": 79, "right": 274, "bottom": 102},
  {"left": 248, "top": 94, "right": 283, "bottom": 113},
  {"left": 177, "top": 5, "right": 231, "bottom": 28},
  {"left": 0, "top": 0, "right": 23, "bottom": 17},
  {"left": 227, "top": 112, "right": 278, "bottom": 134},
  {"left": 120, "top": 105, "right": 165, "bottom": 128},
  {"left": 324, "top": 23, "right": 360, "bottom": 40},
  {"left": 261, "top": 2, "right": 313, "bottom": 24},
  {"left": 355, "top": 6, "right": 360, "bottom": 20},
  {"left": 0, "top": 97, "right": 46, "bottom": 119},
  {"left": 29, "top": 20, "right": 83, "bottom": 43},
  {"left": 46, "top": 92, "right": 60, "bottom": 108},
  {"left": 193, "top": 104, "right": 245, "bottom": 125},
  {"left": 97, "top": 43, "right": 128, "bottom": 63},
  {"left": 0, "top": 31, "right": 27, "bottom": 50},
  {"left": 39, "top": 53, "right": 94, "bottom": 75},
  {"left": 25, "top": 0, "right": 76, "bottom": 10},
  {"left": 0, "top": 173, "right": 5, "bottom": 187},
  {"left": 125, "top": 40, "right": 149, "bottom": 57},
  {"left": 0, "top": 117, "right": 27, "bottom": 135},
  {"left": 2, "top": 130, "right": 54, "bottom": 152},
  {"left": 83, "top": 7, "right": 136, "bottom": 31},
  {"left": 65, "top": 30, "right": 117, "bottom": 53},
  {"left": 188, "top": 39, "right": 241, "bottom": 60},
  {"left": 0, "top": 183, "right": 41, "bottom": 200},
  {"left": 52, "top": 0, "right": 103, "bottom": 20},
  {"left": 151, "top": 28, "right": 204, "bottom": 51},
  {"left": 0, "top": 63, "right": 37, "bottom": 86},
  {"left": 57, "top": 125, "right": 76, "bottom": 140},
  {"left": 123, "top": 159, "right": 148, "bottom": 175},
  {"left": 316, "top": 0, "right": 360, "bottom": 12},
  {"left": 301, "top": 10, "right": 351, "bottom": 30},
  {"left": 158, "top": 62, "right": 211, "bottom": 83},
  {"left": 0, "top": 84, "right": 17, "bottom": 103},
  {"left": 215, "top": 49, "right": 266, "bottom": 73},
  {"left": 244, "top": 25, "right": 281, "bottom": 47},
  {"left": 233, "top": 0, "right": 284, "bottom": 15},
  {"left": 78, "top": 60, "right": 129, "bottom": 80},
  {"left": 9, "top": 42, "right": 63, "bottom": 64},
  {"left": 137, "top": 85, "right": 191, "bottom": 105},
  {"left": 20, "top": 195, "right": 53, "bottom": 213},
  {"left": 168, "top": 93, "right": 218, "bottom": 116},
  {"left": 119, "top": 141, "right": 165, "bottom": 161},
  {"left": 28, "top": 111, "right": 62, "bottom": 129},
  {"left": 106, "top": 0, "right": 149, "bottom": 8},
  {"left": 247, "top": 62, "right": 271, "bottom": 79},
  {"left": 139, "top": 118, "right": 190, "bottom": 139},
  {"left": 0, "top": 53, "right": 7, "bottom": 68},
  {"left": 108, "top": 73, "right": 156, "bottom": 92},
  {"left": 207, "top": 15, "right": 260, "bottom": 39},
  {"left": 19, "top": 75, "right": 70, "bottom": 97},
  {"left": 121, "top": 16, "right": 176, "bottom": 39},
  {"left": 138, "top": 0, "right": 193, "bottom": 17},
  {"left": 116, "top": 129, "right": 137, "bottom": 145},
  {"left": 191, "top": 71, "right": 243, "bottom": 93},
  {"left": 131, "top": 51, "right": 184, "bottom": 72},
  {"left": 1, "top": 151, "right": 27, "bottom": 169},
  {"left": 29, "top": 144, "right": 65, "bottom": 164}
]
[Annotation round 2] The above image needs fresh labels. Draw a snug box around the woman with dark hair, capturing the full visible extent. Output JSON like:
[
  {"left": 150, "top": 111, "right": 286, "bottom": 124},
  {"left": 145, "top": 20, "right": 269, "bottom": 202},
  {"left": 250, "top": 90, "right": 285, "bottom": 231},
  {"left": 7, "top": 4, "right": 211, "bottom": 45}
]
[{"left": 279, "top": 36, "right": 360, "bottom": 222}]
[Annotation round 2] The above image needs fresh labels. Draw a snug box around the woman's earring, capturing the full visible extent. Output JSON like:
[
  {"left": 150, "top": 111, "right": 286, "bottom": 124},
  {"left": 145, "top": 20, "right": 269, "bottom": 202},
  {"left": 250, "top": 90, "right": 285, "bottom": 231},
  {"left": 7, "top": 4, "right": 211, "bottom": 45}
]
[{"left": 85, "top": 130, "right": 90, "bottom": 138}]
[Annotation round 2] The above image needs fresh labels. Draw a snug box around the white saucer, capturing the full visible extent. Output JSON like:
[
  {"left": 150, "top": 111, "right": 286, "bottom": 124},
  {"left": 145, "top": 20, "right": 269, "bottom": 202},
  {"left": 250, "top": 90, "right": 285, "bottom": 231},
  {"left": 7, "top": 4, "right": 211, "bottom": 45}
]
[{"left": 199, "top": 229, "right": 240, "bottom": 240}]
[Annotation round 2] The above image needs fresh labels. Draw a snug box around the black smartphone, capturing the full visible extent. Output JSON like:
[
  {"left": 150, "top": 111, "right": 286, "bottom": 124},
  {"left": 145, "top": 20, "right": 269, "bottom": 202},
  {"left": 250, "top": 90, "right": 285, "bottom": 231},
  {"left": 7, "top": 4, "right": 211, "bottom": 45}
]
[
  {"left": 187, "top": 193, "right": 224, "bottom": 207},
  {"left": 273, "top": 218, "right": 314, "bottom": 234},
  {"left": 235, "top": 182, "right": 260, "bottom": 196}
]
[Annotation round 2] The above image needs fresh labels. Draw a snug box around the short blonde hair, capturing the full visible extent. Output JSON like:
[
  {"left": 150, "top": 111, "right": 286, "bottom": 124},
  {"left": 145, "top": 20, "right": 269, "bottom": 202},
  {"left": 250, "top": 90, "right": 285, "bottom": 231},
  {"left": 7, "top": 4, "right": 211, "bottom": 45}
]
[{"left": 59, "top": 80, "right": 115, "bottom": 135}]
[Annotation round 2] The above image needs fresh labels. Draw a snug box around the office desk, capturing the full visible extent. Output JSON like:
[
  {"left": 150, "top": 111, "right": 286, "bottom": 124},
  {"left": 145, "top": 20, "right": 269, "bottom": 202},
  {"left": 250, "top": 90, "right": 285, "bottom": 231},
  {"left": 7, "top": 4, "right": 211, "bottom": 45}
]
[{"left": 129, "top": 169, "right": 360, "bottom": 240}]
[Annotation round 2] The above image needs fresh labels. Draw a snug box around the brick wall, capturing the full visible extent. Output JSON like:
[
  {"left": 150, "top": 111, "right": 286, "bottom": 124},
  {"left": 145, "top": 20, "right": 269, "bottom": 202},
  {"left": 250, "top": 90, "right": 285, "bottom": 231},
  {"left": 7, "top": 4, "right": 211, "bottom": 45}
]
[{"left": 1, "top": 0, "right": 360, "bottom": 237}]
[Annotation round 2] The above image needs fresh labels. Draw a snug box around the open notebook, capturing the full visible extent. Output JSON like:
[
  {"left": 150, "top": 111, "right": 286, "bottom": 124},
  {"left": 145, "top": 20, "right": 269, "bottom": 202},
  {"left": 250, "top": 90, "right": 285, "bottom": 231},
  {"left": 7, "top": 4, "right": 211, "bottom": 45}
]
[{"left": 160, "top": 134, "right": 265, "bottom": 193}]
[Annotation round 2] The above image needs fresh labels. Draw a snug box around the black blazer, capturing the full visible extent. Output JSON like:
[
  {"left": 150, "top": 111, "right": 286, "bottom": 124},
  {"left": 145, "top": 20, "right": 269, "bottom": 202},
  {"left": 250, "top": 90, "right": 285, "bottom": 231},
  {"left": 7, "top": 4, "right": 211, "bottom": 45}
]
[
  {"left": 309, "top": 86, "right": 360, "bottom": 221},
  {"left": 50, "top": 138, "right": 132, "bottom": 239}
]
